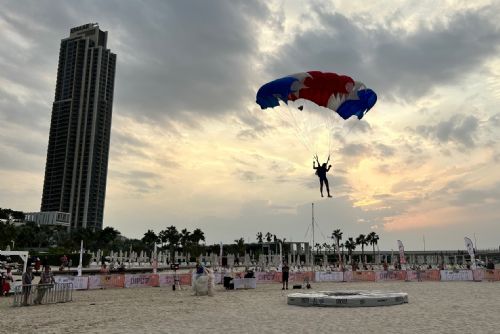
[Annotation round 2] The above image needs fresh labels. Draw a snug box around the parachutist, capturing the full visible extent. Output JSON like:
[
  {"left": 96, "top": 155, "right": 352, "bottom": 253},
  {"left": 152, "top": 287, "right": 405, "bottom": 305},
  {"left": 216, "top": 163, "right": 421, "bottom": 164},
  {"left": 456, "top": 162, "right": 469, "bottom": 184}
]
[
  {"left": 313, "top": 155, "right": 332, "bottom": 198},
  {"left": 298, "top": 105, "right": 304, "bottom": 111}
]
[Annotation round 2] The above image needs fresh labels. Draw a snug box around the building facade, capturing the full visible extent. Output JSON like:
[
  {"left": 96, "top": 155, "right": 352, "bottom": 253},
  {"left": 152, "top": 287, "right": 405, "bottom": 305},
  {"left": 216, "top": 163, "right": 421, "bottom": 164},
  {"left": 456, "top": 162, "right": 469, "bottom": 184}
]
[
  {"left": 41, "top": 23, "right": 116, "bottom": 230},
  {"left": 24, "top": 212, "right": 71, "bottom": 228}
]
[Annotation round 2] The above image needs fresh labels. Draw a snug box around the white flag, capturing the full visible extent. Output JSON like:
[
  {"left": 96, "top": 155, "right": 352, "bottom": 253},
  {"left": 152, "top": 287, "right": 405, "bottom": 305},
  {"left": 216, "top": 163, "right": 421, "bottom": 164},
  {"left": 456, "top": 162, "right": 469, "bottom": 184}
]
[
  {"left": 219, "top": 242, "right": 223, "bottom": 266},
  {"left": 464, "top": 237, "right": 476, "bottom": 268},
  {"left": 397, "top": 240, "right": 406, "bottom": 264}
]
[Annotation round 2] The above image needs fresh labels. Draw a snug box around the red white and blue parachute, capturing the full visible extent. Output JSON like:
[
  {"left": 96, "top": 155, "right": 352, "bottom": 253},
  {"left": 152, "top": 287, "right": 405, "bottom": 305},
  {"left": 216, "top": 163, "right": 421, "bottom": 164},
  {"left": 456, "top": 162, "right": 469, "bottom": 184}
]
[{"left": 256, "top": 71, "right": 377, "bottom": 120}]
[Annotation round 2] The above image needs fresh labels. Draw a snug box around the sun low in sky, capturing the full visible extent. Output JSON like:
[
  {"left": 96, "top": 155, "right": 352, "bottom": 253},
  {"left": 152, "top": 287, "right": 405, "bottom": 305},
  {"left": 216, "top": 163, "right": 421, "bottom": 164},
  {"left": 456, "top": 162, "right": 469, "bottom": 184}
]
[{"left": 1, "top": 0, "right": 499, "bottom": 250}]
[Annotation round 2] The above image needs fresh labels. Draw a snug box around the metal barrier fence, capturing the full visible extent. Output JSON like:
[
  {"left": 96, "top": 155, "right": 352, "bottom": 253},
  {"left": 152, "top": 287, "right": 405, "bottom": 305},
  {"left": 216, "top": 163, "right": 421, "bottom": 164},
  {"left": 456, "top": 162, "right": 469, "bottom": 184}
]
[{"left": 12, "top": 283, "right": 73, "bottom": 307}]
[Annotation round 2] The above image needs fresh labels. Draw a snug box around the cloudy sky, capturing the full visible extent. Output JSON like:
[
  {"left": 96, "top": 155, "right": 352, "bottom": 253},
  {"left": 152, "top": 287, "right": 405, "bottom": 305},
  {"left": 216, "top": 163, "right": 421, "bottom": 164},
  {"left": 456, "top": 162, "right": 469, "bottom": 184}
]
[{"left": 1, "top": 0, "right": 500, "bottom": 251}]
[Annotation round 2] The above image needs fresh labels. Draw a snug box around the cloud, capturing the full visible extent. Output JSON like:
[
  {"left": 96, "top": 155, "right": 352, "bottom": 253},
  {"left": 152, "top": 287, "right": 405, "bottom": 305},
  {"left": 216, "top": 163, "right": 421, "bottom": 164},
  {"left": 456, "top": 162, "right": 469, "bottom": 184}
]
[
  {"left": 265, "top": 4, "right": 500, "bottom": 102},
  {"left": 416, "top": 114, "right": 479, "bottom": 148}
]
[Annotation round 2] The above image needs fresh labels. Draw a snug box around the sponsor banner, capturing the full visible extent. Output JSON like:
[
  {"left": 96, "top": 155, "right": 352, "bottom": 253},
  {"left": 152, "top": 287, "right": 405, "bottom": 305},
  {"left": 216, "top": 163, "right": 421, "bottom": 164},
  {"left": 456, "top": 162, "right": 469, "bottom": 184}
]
[
  {"left": 315, "top": 271, "right": 344, "bottom": 282},
  {"left": 484, "top": 269, "right": 500, "bottom": 281},
  {"left": 158, "top": 273, "right": 192, "bottom": 287},
  {"left": 440, "top": 270, "right": 473, "bottom": 281},
  {"left": 289, "top": 272, "right": 314, "bottom": 283},
  {"left": 472, "top": 269, "right": 484, "bottom": 281},
  {"left": 255, "top": 272, "right": 279, "bottom": 283},
  {"left": 350, "top": 271, "right": 376, "bottom": 282},
  {"left": 88, "top": 274, "right": 125, "bottom": 289},
  {"left": 375, "top": 271, "right": 407, "bottom": 281},
  {"left": 233, "top": 278, "right": 257, "bottom": 289},
  {"left": 124, "top": 274, "right": 159, "bottom": 288},
  {"left": 397, "top": 240, "right": 406, "bottom": 264},
  {"left": 54, "top": 276, "right": 89, "bottom": 290}
]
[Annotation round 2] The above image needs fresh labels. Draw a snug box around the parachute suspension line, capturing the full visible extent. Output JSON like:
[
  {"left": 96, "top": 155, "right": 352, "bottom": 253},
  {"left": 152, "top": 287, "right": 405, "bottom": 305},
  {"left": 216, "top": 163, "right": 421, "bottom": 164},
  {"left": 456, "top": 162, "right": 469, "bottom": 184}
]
[{"left": 284, "top": 103, "right": 316, "bottom": 155}]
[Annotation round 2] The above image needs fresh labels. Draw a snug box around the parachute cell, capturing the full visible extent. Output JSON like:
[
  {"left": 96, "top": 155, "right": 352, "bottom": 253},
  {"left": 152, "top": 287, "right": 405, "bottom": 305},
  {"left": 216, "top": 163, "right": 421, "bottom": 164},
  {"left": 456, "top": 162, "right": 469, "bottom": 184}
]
[{"left": 256, "top": 71, "right": 377, "bottom": 120}]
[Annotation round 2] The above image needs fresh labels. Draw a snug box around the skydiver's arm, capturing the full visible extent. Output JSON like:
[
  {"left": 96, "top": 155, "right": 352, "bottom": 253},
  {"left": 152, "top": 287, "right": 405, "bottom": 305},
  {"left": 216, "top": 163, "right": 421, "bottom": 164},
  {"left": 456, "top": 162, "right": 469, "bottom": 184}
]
[
  {"left": 326, "top": 154, "right": 330, "bottom": 165},
  {"left": 327, "top": 165, "right": 332, "bottom": 172}
]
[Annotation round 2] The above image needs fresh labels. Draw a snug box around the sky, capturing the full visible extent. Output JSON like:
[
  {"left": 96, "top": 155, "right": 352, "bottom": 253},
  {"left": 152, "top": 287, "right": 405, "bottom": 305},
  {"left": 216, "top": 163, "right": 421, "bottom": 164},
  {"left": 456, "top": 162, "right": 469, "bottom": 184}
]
[{"left": 1, "top": 0, "right": 500, "bottom": 251}]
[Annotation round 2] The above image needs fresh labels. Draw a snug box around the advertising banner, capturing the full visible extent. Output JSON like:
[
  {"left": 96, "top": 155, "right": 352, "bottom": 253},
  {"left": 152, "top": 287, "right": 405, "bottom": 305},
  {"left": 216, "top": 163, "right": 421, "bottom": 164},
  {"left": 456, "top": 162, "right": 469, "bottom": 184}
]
[
  {"left": 483, "top": 269, "right": 500, "bottom": 281},
  {"left": 54, "top": 275, "right": 89, "bottom": 290},
  {"left": 315, "top": 271, "right": 344, "bottom": 282},
  {"left": 397, "top": 240, "right": 406, "bottom": 264},
  {"left": 124, "top": 274, "right": 159, "bottom": 288},
  {"left": 375, "top": 270, "right": 407, "bottom": 281},
  {"left": 88, "top": 274, "right": 125, "bottom": 289},
  {"left": 440, "top": 270, "right": 473, "bottom": 281},
  {"left": 255, "top": 272, "right": 279, "bottom": 283},
  {"left": 350, "top": 271, "right": 376, "bottom": 282}
]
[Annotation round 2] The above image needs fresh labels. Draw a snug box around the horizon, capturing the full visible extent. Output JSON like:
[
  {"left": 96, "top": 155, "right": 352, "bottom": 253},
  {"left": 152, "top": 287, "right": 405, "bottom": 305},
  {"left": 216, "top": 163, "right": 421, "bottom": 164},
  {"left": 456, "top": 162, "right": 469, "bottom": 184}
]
[{"left": 1, "top": 1, "right": 500, "bottom": 251}]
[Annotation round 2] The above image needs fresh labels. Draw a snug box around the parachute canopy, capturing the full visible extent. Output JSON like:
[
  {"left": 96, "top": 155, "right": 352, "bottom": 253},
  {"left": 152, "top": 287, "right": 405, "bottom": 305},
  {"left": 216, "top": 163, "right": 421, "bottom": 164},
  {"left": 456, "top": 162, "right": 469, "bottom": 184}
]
[{"left": 256, "top": 71, "right": 377, "bottom": 120}]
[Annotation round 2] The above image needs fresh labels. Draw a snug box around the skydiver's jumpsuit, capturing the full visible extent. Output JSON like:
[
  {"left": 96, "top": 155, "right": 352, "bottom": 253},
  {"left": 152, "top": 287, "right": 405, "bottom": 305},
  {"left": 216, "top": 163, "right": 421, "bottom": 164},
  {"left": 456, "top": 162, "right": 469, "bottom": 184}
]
[{"left": 315, "top": 165, "right": 331, "bottom": 197}]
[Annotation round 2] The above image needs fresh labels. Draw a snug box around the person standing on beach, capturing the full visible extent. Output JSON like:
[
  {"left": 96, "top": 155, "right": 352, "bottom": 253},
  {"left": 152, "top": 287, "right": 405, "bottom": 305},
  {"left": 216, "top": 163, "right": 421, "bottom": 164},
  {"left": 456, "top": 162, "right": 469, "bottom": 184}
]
[
  {"left": 282, "top": 262, "right": 289, "bottom": 290},
  {"left": 313, "top": 155, "right": 332, "bottom": 198},
  {"left": 22, "top": 266, "right": 34, "bottom": 306},
  {"left": 35, "top": 266, "right": 55, "bottom": 305}
]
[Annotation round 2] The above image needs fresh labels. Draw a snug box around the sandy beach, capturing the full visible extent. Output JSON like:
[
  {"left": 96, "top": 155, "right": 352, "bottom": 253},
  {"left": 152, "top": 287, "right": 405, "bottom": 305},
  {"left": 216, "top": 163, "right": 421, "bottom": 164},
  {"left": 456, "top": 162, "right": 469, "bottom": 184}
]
[{"left": 1, "top": 281, "right": 499, "bottom": 334}]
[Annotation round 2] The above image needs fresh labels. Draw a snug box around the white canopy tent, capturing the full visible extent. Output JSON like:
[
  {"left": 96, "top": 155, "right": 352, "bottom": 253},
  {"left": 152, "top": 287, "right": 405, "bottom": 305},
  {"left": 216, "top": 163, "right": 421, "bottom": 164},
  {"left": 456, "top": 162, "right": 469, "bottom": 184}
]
[{"left": 0, "top": 250, "right": 29, "bottom": 273}]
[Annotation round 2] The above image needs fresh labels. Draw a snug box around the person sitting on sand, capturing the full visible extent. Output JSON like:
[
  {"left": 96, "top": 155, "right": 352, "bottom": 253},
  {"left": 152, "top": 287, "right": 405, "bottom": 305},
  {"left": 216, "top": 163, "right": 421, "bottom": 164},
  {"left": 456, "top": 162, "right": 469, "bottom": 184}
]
[{"left": 313, "top": 154, "right": 332, "bottom": 198}]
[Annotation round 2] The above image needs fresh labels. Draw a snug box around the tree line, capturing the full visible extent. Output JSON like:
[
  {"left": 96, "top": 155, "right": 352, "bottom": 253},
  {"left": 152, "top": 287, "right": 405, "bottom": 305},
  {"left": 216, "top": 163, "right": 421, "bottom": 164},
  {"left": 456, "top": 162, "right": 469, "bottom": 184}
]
[{"left": 1, "top": 208, "right": 379, "bottom": 265}]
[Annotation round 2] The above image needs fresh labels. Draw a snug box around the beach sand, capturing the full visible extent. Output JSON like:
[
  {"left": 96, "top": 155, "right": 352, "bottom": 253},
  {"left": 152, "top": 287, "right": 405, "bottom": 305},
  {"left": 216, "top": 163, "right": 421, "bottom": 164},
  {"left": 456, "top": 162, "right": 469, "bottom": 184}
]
[{"left": 1, "top": 281, "right": 499, "bottom": 334}]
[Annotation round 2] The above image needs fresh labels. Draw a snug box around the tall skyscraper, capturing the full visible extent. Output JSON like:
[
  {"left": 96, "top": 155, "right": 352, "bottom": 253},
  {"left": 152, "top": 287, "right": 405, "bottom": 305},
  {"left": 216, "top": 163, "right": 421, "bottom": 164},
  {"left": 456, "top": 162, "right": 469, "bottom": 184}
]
[{"left": 41, "top": 23, "right": 116, "bottom": 230}]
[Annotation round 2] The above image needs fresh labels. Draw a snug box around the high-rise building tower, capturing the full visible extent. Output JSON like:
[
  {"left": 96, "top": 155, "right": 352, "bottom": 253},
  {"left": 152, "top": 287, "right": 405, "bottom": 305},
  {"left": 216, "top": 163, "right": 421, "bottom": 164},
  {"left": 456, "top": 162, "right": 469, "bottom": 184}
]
[{"left": 41, "top": 23, "right": 116, "bottom": 230}]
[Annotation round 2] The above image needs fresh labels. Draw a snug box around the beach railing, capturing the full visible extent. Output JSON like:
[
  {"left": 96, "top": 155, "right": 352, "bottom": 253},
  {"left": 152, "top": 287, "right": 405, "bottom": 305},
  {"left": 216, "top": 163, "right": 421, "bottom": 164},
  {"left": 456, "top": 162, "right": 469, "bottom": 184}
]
[{"left": 12, "top": 283, "right": 73, "bottom": 307}]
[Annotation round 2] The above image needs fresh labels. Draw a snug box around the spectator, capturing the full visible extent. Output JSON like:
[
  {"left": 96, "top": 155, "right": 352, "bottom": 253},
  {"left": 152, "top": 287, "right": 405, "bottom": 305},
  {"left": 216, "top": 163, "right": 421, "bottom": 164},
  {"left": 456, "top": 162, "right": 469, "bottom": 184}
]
[
  {"left": 22, "top": 266, "right": 34, "bottom": 306},
  {"left": 282, "top": 262, "right": 289, "bottom": 290},
  {"left": 34, "top": 266, "right": 55, "bottom": 305}
]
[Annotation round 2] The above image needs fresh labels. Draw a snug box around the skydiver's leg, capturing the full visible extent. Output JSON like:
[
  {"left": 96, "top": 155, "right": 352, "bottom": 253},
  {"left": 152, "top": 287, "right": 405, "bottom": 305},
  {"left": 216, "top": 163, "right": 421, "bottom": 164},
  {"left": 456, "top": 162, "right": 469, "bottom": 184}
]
[
  {"left": 319, "top": 179, "right": 324, "bottom": 197},
  {"left": 325, "top": 178, "right": 332, "bottom": 197}
]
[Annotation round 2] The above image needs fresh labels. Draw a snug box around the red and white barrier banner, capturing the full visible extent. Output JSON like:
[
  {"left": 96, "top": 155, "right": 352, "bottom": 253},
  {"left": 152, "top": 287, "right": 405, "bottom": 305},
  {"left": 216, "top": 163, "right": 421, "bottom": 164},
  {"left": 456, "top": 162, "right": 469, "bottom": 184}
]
[
  {"left": 349, "top": 271, "right": 376, "bottom": 282},
  {"left": 315, "top": 271, "right": 344, "bottom": 282},
  {"left": 88, "top": 274, "right": 125, "bottom": 289},
  {"left": 440, "top": 270, "right": 473, "bottom": 281},
  {"left": 289, "top": 272, "right": 314, "bottom": 283},
  {"left": 255, "top": 272, "right": 279, "bottom": 283},
  {"left": 233, "top": 278, "right": 257, "bottom": 289},
  {"left": 483, "top": 269, "right": 500, "bottom": 281},
  {"left": 124, "top": 274, "right": 159, "bottom": 288},
  {"left": 375, "top": 270, "right": 407, "bottom": 281},
  {"left": 54, "top": 276, "right": 89, "bottom": 290},
  {"left": 472, "top": 269, "right": 484, "bottom": 281}
]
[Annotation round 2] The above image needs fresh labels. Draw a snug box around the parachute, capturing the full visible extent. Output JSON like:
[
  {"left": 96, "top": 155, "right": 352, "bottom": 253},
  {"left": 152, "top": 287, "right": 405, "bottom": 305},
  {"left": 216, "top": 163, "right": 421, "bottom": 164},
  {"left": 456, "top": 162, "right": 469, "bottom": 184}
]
[
  {"left": 256, "top": 71, "right": 377, "bottom": 120},
  {"left": 256, "top": 71, "right": 377, "bottom": 156}
]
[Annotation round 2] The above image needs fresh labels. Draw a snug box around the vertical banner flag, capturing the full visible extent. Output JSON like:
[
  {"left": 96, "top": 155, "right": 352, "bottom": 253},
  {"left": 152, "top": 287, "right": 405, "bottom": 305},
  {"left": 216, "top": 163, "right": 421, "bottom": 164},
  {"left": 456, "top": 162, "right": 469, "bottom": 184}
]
[
  {"left": 219, "top": 242, "right": 223, "bottom": 267},
  {"left": 153, "top": 242, "right": 158, "bottom": 274},
  {"left": 464, "top": 237, "right": 476, "bottom": 269},
  {"left": 77, "top": 240, "right": 83, "bottom": 277},
  {"left": 397, "top": 240, "right": 406, "bottom": 264}
]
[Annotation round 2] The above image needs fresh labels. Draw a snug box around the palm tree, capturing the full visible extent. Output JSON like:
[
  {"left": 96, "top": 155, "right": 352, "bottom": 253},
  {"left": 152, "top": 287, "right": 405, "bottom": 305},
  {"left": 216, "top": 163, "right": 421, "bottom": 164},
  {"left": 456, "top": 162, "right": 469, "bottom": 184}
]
[
  {"left": 265, "top": 232, "right": 273, "bottom": 243},
  {"left": 344, "top": 237, "right": 356, "bottom": 266},
  {"left": 367, "top": 232, "right": 380, "bottom": 264},
  {"left": 141, "top": 229, "right": 159, "bottom": 252},
  {"left": 256, "top": 232, "right": 263, "bottom": 244},
  {"left": 163, "top": 226, "right": 180, "bottom": 263},
  {"left": 315, "top": 243, "right": 322, "bottom": 255},
  {"left": 190, "top": 228, "right": 205, "bottom": 244},
  {"left": 189, "top": 228, "right": 206, "bottom": 259},
  {"left": 180, "top": 228, "right": 192, "bottom": 257},
  {"left": 332, "top": 229, "right": 343, "bottom": 264},
  {"left": 356, "top": 234, "right": 369, "bottom": 264},
  {"left": 234, "top": 238, "right": 246, "bottom": 257}
]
